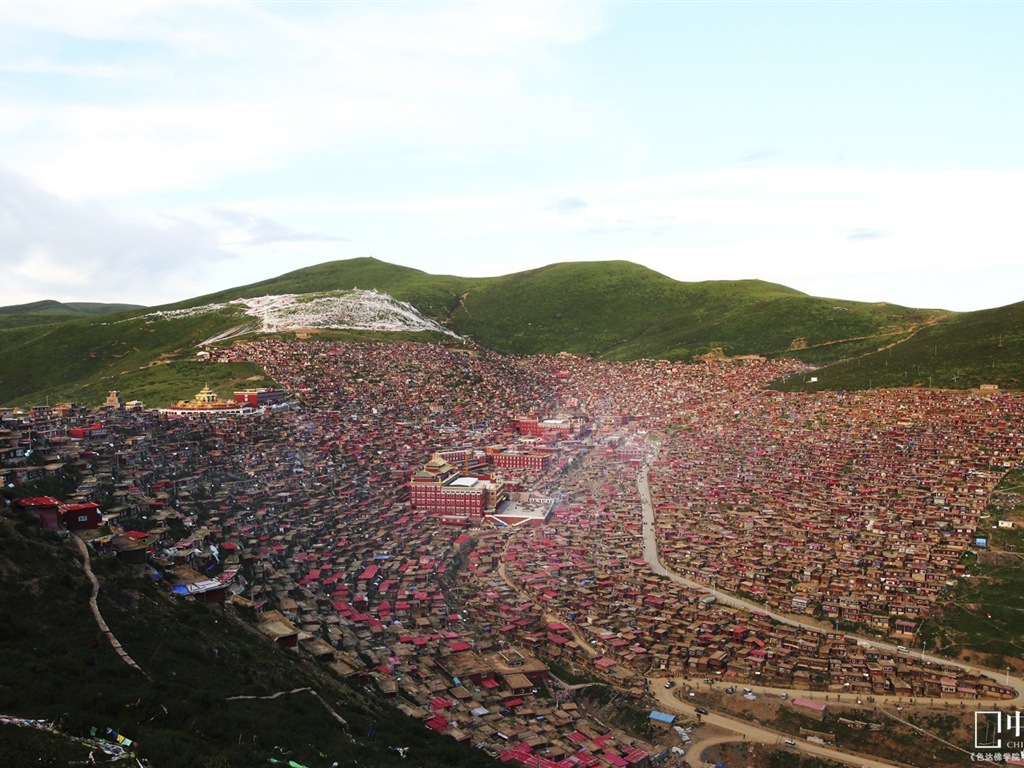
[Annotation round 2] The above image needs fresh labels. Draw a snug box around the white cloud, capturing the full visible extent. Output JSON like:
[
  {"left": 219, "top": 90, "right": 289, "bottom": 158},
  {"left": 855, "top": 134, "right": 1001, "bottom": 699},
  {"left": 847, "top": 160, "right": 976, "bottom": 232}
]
[
  {"left": 0, "top": 2, "right": 174, "bottom": 41},
  {"left": 204, "top": 207, "right": 346, "bottom": 247},
  {"left": 0, "top": 2, "right": 1019, "bottom": 312},
  {"left": 0, "top": 169, "right": 344, "bottom": 306},
  {"left": 0, "top": 2, "right": 606, "bottom": 198},
  {"left": 25, "top": 101, "right": 313, "bottom": 197},
  {"left": 261, "top": 166, "right": 1022, "bottom": 311},
  {"left": 11, "top": 245, "right": 92, "bottom": 287}
]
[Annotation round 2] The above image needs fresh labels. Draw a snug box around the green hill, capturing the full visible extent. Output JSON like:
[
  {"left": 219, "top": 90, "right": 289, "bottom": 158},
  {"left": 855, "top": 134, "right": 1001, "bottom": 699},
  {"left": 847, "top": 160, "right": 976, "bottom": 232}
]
[
  {"left": 0, "top": 302, "right": 151, "bottom": 385},
  {"left": 199, "top": 257, "right": 941, "bottom": 360},
  {"left": 3, "top": 256, "right": 1023, "bottom": 406},
  {"left": 0, "top": 300, "right": 144, "bottom": 317},
  {"left": 188, "top": 257, "right": 473, "bottom": 320},
  {"left": 772, "top": 299, "right": 1024, "bottom": 392},
  {"left": 445, "top": 260, "right": 938, "bottom": 359},
  {"left": 0, "top": 302, "right": 264, "bottom": 407}
]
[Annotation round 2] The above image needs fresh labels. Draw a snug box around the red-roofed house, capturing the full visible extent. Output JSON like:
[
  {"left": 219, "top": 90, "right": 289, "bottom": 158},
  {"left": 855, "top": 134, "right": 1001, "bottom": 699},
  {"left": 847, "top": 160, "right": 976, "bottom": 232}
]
[
  {"left": 791, "top": 697, "right": 827, "bottom": 720},
  {"left": 60, "top": 502, "right": 102, "bottom": 531},
  {"left": 13, "top": 496, "right": 62, "bottom": 530}
]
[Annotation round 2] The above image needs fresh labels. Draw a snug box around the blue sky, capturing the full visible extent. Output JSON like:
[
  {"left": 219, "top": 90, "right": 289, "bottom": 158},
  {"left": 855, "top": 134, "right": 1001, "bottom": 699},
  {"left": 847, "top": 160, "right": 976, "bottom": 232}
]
[{"left": 2, "top": 1, "right": 1022, "bottom": 311}]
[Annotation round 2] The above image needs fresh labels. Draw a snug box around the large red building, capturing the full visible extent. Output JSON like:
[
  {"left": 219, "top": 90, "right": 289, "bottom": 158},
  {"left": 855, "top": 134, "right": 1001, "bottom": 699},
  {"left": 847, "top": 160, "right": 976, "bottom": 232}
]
[
  {"left": 409, "top": 456, "right": 505, "bottom": 523},
  {"left": 511, "top": 415, "right": 582, "bottom": 441},
  {"left": 233, "top": 388, "right": 289, "bottom": 407},
  {"left": 68, "top": 423, "right": 109, "bottom": 441},
  {"left": 485, "top": 445, "right": 554, "bottom": 471},
  {"left": 12, "top": 497, "right": 102, "bottom": 531}
]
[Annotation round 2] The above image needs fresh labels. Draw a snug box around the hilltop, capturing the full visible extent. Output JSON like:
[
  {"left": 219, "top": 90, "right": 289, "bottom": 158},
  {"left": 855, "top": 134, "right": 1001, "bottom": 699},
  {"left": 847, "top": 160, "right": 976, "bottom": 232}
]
[
  {"left": 0, "top": 300, "right": 144, "bottom": 318},
  {"left": 1, "top": 256, "right": 1022, "bottom": 406}
]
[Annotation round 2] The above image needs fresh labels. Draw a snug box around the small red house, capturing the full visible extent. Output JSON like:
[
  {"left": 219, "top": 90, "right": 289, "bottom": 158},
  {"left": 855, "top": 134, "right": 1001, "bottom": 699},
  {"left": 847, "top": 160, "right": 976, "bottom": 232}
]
[
  {"left": 13, "top": 497, "right": 61, "bottom": 530},
  {"left": 60, "top": 502, "right": 102, "bottom": 531}
]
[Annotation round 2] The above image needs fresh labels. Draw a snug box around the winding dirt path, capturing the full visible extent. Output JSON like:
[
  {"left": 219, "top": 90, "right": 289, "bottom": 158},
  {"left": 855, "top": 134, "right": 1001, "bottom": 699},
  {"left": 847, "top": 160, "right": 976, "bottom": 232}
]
[
  {"left": 226, "top": 687, "right": 348, "bottom": 726},
  {"left": 73, "top": 534, "right": 148, "bottom": 677},
  {"left": 649, "top": 683, "right": 912, "bottom": 768}
]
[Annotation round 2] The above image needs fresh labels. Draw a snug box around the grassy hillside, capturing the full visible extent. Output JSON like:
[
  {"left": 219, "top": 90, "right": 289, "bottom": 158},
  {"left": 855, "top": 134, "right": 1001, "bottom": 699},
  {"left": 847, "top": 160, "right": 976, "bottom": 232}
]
[
  {"left": 0, "top": 513, "right": 498, "bottom": 768},
  {"left": 446, "top": 260, "right": 942, "bottom": 360},
  {"left": 0, "top": 304, "right": 257, "bottom": 407},
  {"left": 772, "top": 300, "right": 1024, "bottom": 392},
  {"left": 0, "top": 301, "right": 144, "bottom": 338},
  {"left": 187, "top": 257, "right": 475, "bottom": 320},
  {"left": 188, "top": 257, "right": 944, "bottom": 362},
  {"left": 0, "top": 300, "right": 143, "bottom": 317},
  {"left": 4, "top": 256, "right": 1024, "bottom": 406}
]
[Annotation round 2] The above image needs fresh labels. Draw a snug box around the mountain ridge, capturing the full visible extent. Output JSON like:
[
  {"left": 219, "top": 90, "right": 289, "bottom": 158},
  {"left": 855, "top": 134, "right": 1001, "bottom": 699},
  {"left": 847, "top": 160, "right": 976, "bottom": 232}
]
[
  {"left": 1, "top": 256, "right": 1022, "bottom": 406},
  {"left": 0, "top": 299, "right": 144, "bottom": 316}
]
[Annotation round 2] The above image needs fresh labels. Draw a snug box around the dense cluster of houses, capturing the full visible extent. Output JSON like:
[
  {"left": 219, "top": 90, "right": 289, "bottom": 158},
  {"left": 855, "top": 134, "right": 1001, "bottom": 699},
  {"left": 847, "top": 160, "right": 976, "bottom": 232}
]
[
  {"left": 499, "top": 355, "right": 1022, "bottom": 698},
  {"left": 648, "top": 387, "right": 1024, "bottom": 631},
  {"left": 3, "top": 340, "right": 1023, "bottom": 768},
  {"left": 493, "top": 439, "right": 1014, "bottom": 701},
  {"left": 0, "top": 342, "right": 673, "bottom": 766}
]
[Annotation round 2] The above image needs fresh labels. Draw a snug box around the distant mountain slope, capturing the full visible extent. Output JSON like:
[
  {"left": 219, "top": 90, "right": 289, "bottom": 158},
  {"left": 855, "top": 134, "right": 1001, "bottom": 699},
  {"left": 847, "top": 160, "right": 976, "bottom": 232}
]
[
  {"left": 774, "top": 299, "right": 1024, "bottom": 392},
  {"left": 187, "top": 257, "right": 473, "bottom": 320},
  {"left": 0, "top": 287, "right": 457, "bottom": 407},
  {"left": 189, "top": 257, "right": 944, "bottom": 360},
  {"left": 0, "top": 301, "right": 150, "bottom": 378},
  {"left": 0, "top": 301, "right": 146, "bottom": 342},
  {"left": 2, "top": 256, "right": 1022, "bottom": 405},
  {"left": 0, "top": 299, "right": 143, "bottom": 316},
  {"left": 446, "top": 260, "right": 941, "bottom": 359}
]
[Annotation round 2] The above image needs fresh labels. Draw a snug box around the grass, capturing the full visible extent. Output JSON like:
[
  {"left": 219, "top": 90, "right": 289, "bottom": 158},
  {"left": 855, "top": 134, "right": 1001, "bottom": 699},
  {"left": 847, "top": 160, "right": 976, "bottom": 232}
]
[
  {"left": 0, "top": 727, "right": 94, "bottom": 766},
  {"left": 0, "top": 300, "right": 142, "bottom": 317},
  {"left": 766, "top": 751, "right": 844, "bottom": 768},
  {"left": 73, "top": 360, "right": 277, "bottom": 408},
  {"left": 5, "top": 255, "right": 1024, "bottom": 407},
  {"left": 448, "top": 261, "right": 933, "bottom": 360},
  {"left": 0, "top": 303, "right": 255, "bottom": 407},
  {"left": 708, "top": 743, "right": 846, "bottom": 768},
  {"left": 771, "top": 300, "right": 1024, "bottom": 392},
  {"left": 726, "top": 700, "right": 966, "bottom": 768}
]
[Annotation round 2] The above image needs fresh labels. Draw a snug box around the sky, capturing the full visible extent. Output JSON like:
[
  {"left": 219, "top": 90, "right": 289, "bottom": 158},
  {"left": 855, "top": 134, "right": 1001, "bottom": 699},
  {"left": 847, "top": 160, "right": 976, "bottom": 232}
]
[{"left": 2, "top": 1, "right": 1023, "bottom": 312}]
